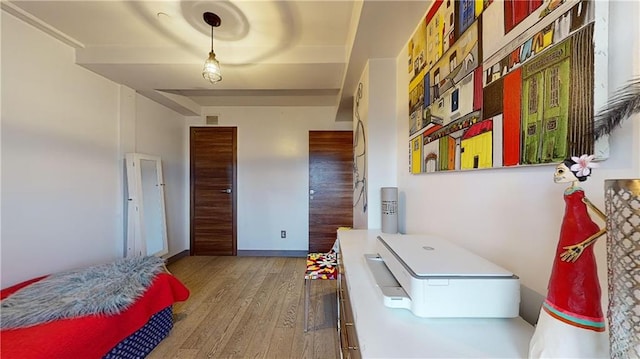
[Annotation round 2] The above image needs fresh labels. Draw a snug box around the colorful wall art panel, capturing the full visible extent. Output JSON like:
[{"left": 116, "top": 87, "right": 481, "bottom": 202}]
[{"left": 408, "top": 0, "right": 607, "bottom": 173}]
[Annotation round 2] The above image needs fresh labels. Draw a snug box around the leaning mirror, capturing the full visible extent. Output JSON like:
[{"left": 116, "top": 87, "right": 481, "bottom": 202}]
[{"left": 125, "top": 153, "right": 169, "bottom": 257}]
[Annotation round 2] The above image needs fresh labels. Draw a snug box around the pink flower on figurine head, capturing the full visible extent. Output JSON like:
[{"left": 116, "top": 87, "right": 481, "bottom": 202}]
[{"left": 570, "top": 154, "right": 598, "bottom": 178}]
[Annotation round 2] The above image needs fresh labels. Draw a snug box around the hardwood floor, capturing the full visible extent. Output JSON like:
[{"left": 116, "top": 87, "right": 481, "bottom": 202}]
[{"left": 148, "top": 256, "right": 339, "bottom": 359}]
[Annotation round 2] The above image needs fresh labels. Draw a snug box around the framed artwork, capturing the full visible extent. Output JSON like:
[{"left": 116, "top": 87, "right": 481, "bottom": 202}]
[{"left": 408, "top": 0, "right": 608, "bottom": 173}]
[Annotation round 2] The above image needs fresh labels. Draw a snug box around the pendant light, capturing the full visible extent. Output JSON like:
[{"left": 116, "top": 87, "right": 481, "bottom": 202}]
[{"left": 202, "top": 12, "right": 222, "bottom": 84}]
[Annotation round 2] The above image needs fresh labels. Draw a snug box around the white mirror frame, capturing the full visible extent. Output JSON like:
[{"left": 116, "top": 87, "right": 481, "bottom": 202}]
[{"left": 125, "top": 153, "right": 169, "bottom": 257}]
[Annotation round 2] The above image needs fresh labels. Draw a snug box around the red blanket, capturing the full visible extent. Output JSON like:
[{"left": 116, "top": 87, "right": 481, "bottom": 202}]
[{"left": 1, "top": 272, "right": 189, "bottom": 359}]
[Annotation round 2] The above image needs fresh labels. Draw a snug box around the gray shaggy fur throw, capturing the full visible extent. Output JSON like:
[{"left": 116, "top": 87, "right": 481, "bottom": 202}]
[{"left": 1, "top": 256, "right": 165, "bottom": 329}]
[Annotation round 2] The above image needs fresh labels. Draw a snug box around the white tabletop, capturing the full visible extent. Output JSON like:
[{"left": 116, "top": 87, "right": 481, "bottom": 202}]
[{"left": 338, "top": 229, "right": 534, "bottom": 358}]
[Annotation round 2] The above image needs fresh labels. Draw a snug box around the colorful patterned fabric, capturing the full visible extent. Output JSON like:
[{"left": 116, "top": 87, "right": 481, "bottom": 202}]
[{"left": 305, "top": 249, "right": 338, "bottom": 280}]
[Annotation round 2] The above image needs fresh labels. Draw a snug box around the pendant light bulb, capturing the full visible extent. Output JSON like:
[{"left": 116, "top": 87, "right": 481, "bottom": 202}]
[
  {"left": 202, "top": 12, "right": 222, "bottom": 84},
  {"left": 203, "top": 51, "right": 222, "bottom": 83}
]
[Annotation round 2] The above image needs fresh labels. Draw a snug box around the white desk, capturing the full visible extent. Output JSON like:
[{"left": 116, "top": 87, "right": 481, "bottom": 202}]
[{"left": 338, "top": 229, "right": 534, "bottom": 358}]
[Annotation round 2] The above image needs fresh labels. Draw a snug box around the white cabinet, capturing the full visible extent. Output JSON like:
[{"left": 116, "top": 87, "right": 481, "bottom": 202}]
[
  {"left": 125, "top": 153, "right": 169, "bottom": 257},
  {"left": 338, "top": 245, "right": 361, "bottom": 359}
]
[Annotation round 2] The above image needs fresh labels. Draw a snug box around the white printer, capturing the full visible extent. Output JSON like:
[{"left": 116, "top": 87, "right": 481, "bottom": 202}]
[{"left": 365, "top": 233, "right": 520, "bottom": 318}]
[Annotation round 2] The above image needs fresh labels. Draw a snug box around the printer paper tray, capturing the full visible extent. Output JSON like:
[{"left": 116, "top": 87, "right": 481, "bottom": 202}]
[{"left": 364, "top": 254, "right": 411, "bottom": 309}]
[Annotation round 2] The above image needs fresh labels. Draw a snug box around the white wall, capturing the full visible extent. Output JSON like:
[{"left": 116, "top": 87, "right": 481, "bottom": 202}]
[
  {"left": 353, "top": 65, "right": 370, "bottom": 229},
  {"left": 1, "top": 11, "right": 189, "bottom": 288},
  {"left": 367, "top": 58, "right": 398, "bottom": 229},
  {"left": 354, "top": 59, "right": 399, "bottom": 230},
  {"left": 189, "top": 107, "right": 351, "bottom": 252},
  {"left": 392, "top": 0, "right": 640, "bottom": 322},
  {"left": 1, "top": 11, "right": 120, "bottom": 287},
  {"left": 134, "top": 95, "right": 189, "bottom": 257}
]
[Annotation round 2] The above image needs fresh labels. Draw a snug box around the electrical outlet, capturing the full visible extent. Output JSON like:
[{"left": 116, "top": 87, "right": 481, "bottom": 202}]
[{"left": 281, "top": 230, "right": 286, "bottom": 239}]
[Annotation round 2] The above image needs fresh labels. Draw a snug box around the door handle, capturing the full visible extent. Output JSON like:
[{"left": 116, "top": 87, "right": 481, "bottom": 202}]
[{"left": 220, "top": 188, "right": 232, "bottom": 194}]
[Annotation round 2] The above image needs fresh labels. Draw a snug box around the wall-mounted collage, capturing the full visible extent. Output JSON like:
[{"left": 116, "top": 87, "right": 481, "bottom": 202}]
[{"left": 408, "top": 0, "right": 607, "bottom": 173}]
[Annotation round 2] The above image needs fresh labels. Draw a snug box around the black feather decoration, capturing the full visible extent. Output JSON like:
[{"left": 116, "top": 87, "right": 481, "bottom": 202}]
[{"left": 592, "top": 78, "right": 640, "bottom": 141}]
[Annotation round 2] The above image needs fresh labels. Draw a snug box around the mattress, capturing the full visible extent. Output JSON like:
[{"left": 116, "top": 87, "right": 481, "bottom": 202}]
[
  {"left": 104, "top": 305, "right": 174, "bottom": 358},
  {"left": 0, "top": 272, "right": 189, "bottom": 359}
]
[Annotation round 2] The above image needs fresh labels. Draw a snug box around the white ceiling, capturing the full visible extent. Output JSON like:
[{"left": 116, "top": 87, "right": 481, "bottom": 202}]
[{"left": 3, "top": 0, "right": 430, "bottom": 120}]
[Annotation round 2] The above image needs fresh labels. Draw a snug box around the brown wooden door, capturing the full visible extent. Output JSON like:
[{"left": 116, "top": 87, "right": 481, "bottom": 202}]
[
  {"left": 190, "top": 127, "right": 237, "bottom": 255},
  {"left": 309, "top": 131, "right": 353, "bottom": 253}
]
